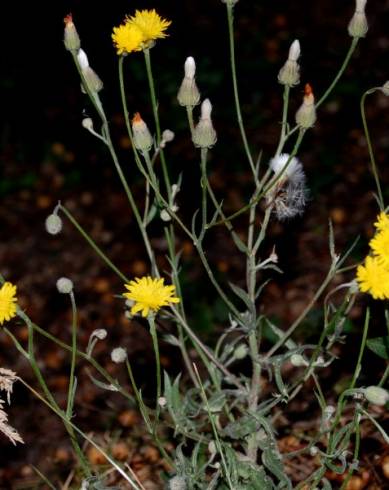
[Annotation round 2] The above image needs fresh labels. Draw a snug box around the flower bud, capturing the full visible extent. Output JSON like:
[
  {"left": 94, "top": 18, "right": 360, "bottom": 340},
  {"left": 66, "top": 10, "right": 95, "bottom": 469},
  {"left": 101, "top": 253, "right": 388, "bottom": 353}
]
[
  {"left": 132, "top": 113, "right": 153, "bottom": 152},
  {"left": 56, "top": 277, "right": 74, "bottom": 294},
  {"left": 92, "top": 329, "right": 107, "bottom": 340},
  {"left": 233, "top": 344, "right": 248, "bottom": 360},
  {"left": 364, "top": 386, "right": 389, "bottom": 406},
  {"left": 160, "top": 129, "right": 175, "bottom": 149},
  {"left": 64, "top": 14, "right": 81, "bottom": 52},
  {"left": 169, "top": 476, "right": 187, "bottom": 490},
  {"left": 192, "top": 99, "right": 217, "bottom": 149},
  {"left": 82, "top": 118, "right": 94, "bottom": 131},
  {"left": 158, "top": 396, "right": 167, "bottom": 407},
  {"left": 295, "top": 84, "right": 317, "bottom": 129},
  {"left": 77, "top": 49, "right": 103, "bottom": 93},
  {"left": 290, "top": 354, "right": 308, "bottom": 367},
  {"left": 348, "top": 0, "right": 368, "bottom": 38},
  {"left": 381, "top": 81, "right": 389, "bottom": 97},
  {"left": 278, "top": 40, "right": 301, "bottom": 87},
  {"left": 45, "top": 214, "right": 63, "bottom": 235},
  {"left": 111, "top": 347, "right": 127, "bottom": 364},
  {"left": 177, "top": 57, "right": 201, "bottom": 107}
]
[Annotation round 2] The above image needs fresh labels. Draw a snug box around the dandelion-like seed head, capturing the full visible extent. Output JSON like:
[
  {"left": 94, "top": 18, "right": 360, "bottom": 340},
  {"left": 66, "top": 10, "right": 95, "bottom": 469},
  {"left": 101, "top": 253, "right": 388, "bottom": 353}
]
[
  {"left": 356, "top": 255, "right": 389, "bottom": 299},
  {"left": 126, "top": 9, "right": 171, "bottom": 47},
  {"left": 112, "top": 23, "right": 143, "bottom": 55},
  {"left": 123, "top": 276, "right": 180, "bottom": 318},
  {"left": 0, "top": 282, "right": 17, "bottom": 325}
]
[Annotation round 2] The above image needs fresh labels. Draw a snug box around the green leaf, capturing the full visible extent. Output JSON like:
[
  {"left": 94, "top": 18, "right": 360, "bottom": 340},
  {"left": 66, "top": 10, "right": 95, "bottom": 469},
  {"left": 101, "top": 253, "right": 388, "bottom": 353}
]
[{"left": 367, "top": 336, "right": 389, "bottom": 359}]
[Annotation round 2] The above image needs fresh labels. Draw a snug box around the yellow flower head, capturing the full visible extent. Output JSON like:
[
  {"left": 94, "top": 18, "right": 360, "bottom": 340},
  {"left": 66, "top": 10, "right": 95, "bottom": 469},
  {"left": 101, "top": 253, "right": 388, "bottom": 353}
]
[
  {"left": 126, "top": 9, "right": 171, "bottom": 47},
  {"left": 374, "top": 211, "right": 389, "bottom": 232},
  {"left": 356, "top": 256, "right": 389, "bottom": 300},
  {"left": 0, "top": 282, "right": 17, "bottom": 325},
  {"left": 112, "top": 23, "right": 143, "bottom": 55},
  {"left": 123, "top": 276, "right": 180, "bottom": 317},
  {"left": 370, "top": 228, "right": 389, "bottom": 267}
]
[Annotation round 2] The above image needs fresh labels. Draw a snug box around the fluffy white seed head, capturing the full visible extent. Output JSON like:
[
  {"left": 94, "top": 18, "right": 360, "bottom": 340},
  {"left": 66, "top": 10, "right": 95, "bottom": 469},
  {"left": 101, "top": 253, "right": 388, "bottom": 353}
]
[
  {"left": 56, "top": 277, "right": 74, "bottom": 294},
  {"left": 111, "top": 347, "right": 127, "bottom": 364},
  {"left": 45, "top": 214, "right": 63, "bottom": 235}
]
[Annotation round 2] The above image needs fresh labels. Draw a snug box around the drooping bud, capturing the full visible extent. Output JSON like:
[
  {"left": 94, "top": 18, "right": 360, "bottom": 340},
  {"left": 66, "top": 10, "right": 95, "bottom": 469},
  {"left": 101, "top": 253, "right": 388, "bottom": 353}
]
[
  {"left": 192, "top": 99, "right": 217, "bottom": 149},
  {"left": 364, "top": 386, "right": 389, "bottom": 406},
  {"left": 45, "top": 213, "right": 63, "bottom": 235},
  {"left": 82, "top": 118, "right": 94, "bottom": 131},
  {"left": 56, "top": 277, "right": 74, "bottom": 294},
  {"left": 132, "top": 113, "right": 153, "bottom": 152},
  {"left": 295, "top": 84, "right": 317, "bottom": 129},
  {"left": 278, "top": 40, "right": 301, "bottom": 87},
  {"left": 290, "top": 354, "right": 308, "bottom": 367},
  {"left": 348, "top": 0, "right": 368, "bottom": 38},
  {"left": 160, "top": 129, "right": 175, "bottom": 149},
  {"left": 64, "top": 14, "right": 81, "bottom": 52},
  {"left": 381, "top": 81, "right": 389, "bottom": 97},
  {"left": 177, "top": 57, "right": 201, "bottom": 107},
  {"left": 77, "top": 49, "right": 103, "bottom": 94},
  {"left": 233, "top": 344, "right": 248, "bottom": 360},
  {"left": 111, "top": 347, "right": 127, "bottom": 364}
]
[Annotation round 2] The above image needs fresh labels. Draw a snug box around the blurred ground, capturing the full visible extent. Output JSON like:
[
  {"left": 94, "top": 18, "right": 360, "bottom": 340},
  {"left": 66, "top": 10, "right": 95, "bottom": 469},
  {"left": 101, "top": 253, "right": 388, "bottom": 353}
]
[{"left": 1, "top": 0, "right": 389, "bottom": 488}]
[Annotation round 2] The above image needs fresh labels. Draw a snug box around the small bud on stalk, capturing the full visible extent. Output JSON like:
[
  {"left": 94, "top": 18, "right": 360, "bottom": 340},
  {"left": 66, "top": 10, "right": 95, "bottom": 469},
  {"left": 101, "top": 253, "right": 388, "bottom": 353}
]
[
  {"left": 192, "top": 99, "right": 217, "bottom": 149},
  {"left": 348, "top": 0, "right": 368, "bottom": 38},
  {"left": 364, "top": 386, "right": 389, "bottom": 406},
  {"left": 64, "top": 14, "right": 81, "bottom": 52},
  {"left": 45, "top": 213, "right": 63, "bottom": 235},
  {"left": 381, "top": 81, "right": 389, "bottom": 97},
  {"left": 177, "top": 57, "right": 201, "bottom": 107},
  {"left": 295, "top": 84, "right": 317, "bottom": 129},
  {"left": 132, "top": 113, "right": 153, "bottom": 152},
  {"left": 278, "top": 40, "right": 301, "bottom": 87},
  {"left": 77, "top": 49, "right": 104, "bottom": 94},
  {"left": 56, "top": 277, "right": 74, "bottom": 294},
  {"left": 111, "top": 347, "right": 127, "bottom": 364}
]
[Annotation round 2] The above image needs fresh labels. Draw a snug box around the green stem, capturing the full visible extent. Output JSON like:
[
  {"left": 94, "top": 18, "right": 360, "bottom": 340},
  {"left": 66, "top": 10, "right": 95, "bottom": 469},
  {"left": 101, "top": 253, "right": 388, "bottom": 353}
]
[
  {"left": 66, "top": 291, "right": 78, "bottom": 419},
  {"left": 59, "top": 205, "right": 129, "bottom": 283},
  {"left": 360, "top": 89, "right": 385, "bottom": 210},
  {"left": 143, "top": 48, "right": 172, "bottom": 200},
  {"left": 316, "top": 38, "right": 359, "bottom": 108},
  {"left": 148, "top": 315, "right": 162, "bottom": 423},
  {"left": 200, "top": 148, "right": 208, "bottom": 237},
  {"left": 186, "top": 106, "right": 195, "bottom": 135},
  {"left": 226, "top": 3, "right": 257, "bottom": 180}
]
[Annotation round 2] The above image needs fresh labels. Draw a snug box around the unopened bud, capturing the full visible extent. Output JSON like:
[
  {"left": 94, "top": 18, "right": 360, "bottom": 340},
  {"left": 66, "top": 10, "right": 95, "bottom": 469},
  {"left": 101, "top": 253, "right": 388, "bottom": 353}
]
[
  {"left": 158, "top": 396, "right": 167, "bottom": 407},
  {"left": 92, "top": 329, "right": 107, "bottom": 340},
  {"left": 233, "top": 344, "right": 248, "bottom": 360},
  {"left": 132, "top": 113, "right": 153, "bottom": 152},
  {"left": 77, "top": 49, "right": 103, "bottom": 93},
  {"left": 177, "top": 57, "right": 201, "bottom": 107},
  {"left": 278, "top": 40, "right": 301, "bottom": 87},
  {"left": 56, "top": 277, "right": 74, "bottom": 294},
  {"left": 45, "top": 214, "right": 63, "bottom": 235},
  {"left": 192, "top": 99, "right": 217, "bottom": 149},
  {"left": 364, "top": 386, "right": 389, "bottom": 406},
  {"left": 295, "top": 84, "right": 316, "bottom": 129},
  {"left": 160, "top": 129, "right": 175, "bottom": 148},
  {"left": 348, "top": 0, "right": 368, "bottom": 38},
  {"left": 64, "top": 14, "right": 81, "bottom": 52},
  {"left": 82, "top": 118, "right": 94, "bottom": 131},
  {"left": 290, "top": 354, "right": 308, "bottom": 367},
  {"left": 111, "top": 347, "right": 127, "bottom": 364},
  {"left": 160, "top": 204, "right": 179, "bottom": 222},
  {"left": 381, "top": 81, "right": 389, "bottom": 97}
]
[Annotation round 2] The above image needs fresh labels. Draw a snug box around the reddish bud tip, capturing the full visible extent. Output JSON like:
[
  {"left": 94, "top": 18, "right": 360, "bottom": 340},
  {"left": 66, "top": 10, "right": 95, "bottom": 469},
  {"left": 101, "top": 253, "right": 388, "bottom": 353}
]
[
  {"left": 64, "top": 13, "right": 73, "bottom": 25},
  {"left": 132, "top": 112, "right": 142, "bottom": 124},
  {"left": 304, "top": 83, "right": 313, "bottom": 96}
]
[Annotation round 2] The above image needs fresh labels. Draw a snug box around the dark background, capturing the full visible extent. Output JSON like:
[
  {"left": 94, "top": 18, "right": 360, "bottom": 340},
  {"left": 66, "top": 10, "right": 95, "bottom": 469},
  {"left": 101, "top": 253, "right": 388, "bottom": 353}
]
[{"left": 1, "top": 0, "right": 389, "bottom": 486}]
